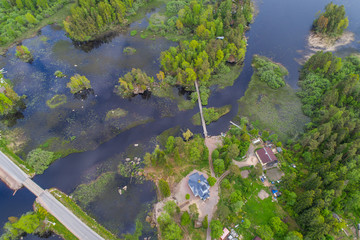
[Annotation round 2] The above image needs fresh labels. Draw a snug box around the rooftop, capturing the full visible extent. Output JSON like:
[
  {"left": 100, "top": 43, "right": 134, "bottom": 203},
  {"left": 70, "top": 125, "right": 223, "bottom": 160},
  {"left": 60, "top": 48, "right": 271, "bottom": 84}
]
[
  {"left": 256, "top": 147, "right": 277, "bottom": 164},
  {"left": 188, "top": 172, "right": 210, "bottom": 201}
]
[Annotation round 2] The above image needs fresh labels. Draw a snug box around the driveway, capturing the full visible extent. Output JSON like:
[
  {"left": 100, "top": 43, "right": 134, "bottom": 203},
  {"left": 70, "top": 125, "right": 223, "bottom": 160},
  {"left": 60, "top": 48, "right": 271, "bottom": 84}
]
[{"left": 233, "top": 144, "right": 259, "bottom": 168}]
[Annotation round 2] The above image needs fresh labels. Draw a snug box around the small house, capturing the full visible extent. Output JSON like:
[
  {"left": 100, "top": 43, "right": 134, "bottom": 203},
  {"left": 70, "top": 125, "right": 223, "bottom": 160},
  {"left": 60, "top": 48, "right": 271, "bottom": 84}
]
[
  {"left": 253, "top": 237, "right": 262, "bottom": 240},
  {"left": 255, "top": 147, "right": 278, "bottom": 169},
  {"left": 188, "top": 172, "right": 210, "bottom": 201},
  {"left": 216, "top": 36, "right": 225, "bottom": 40},
  {"left": 220, "top": 227, "right": 230, "bottom": 240},
  {"left": 252, "top": 138, "right": 261, "bottom": 145}
]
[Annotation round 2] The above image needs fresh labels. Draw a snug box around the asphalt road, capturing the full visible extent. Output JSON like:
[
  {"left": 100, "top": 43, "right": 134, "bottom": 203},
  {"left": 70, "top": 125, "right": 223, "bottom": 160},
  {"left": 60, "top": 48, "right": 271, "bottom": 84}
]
[
  {"left": 0, "top": 151, "right": 28, "bottom": 183},
  {"left": 0, "top": 151, "right": 103, "bottom": 240},
  {"left": 39, "top": 191, "right": 103, "bottom": 240}
]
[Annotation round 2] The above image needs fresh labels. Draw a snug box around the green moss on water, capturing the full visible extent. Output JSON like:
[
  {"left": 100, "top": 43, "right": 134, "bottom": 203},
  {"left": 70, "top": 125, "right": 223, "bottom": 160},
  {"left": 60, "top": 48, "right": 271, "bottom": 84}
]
[{"left": 123, "top": 47, "right": 137, "bottom": 55}]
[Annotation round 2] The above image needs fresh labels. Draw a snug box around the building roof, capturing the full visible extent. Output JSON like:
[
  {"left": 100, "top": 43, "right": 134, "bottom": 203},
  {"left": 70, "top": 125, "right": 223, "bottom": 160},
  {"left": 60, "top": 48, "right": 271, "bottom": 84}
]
[
  {"left": 188, "top": 172, "right": 210, "bottom": 200},
  {"left": 276, "top": 147, "right": 283, "bottom": 152},
  {"left": 253, "top": 237, "right": 262, "bottom": 240},
  {"left": 256, "top": 147, "right": 277, "bottom": 164},
  {"left": 220, "top": 228, "right": 230, "bottom": 240}
]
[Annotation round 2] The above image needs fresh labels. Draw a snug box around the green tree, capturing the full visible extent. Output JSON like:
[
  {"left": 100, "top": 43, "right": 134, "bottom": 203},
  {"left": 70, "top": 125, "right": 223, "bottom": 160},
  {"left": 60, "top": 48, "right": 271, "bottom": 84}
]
[
  {"left": 25, "top": 13, "right": 37, "bottom": 24},
  {"left": 256, "top": 225, "right": 274, "bottom": 240},
  {"left": 164, "top": 201, "right": 177, "bottom": 216},
  {"left": 210, "top": 220, "right": 223, "bottom": 239},
  {"left": 181, "top": 211, "right": 191, "bottom": 226},
  {"left": 67, "top": 74, "right": 92, "bottom": 94},
  {"left": 227, "top": 143, "right": 239, "bottom": 159},
  {"left": 165, "top": 136, "right": 175, "bottom": 154},
  {"left": 285, "top": 231, "right": 303, "bottom": 240},
  {"left": 243, "top": 218, "right": 251, "bottom": 229},
  {"left": 163, "top": 222, "right": 183, "bottom": 240},
  {"left": 189, "top": 203, "right": 199, "bottom": 220},
  {"left": 213, "top": 159, "right": 225, "bottom": 176},
  {"left": 269, "top": 217, "right": 288, "bottom": 237},
  {"left": 207, "top": 176, "right": 216, "bottom": 186},
  {"left": 202, "top": 215, "right": 208, "bottom": 228},
  {"left": 159, "top": 179, "right": 171, "bottom": 198},
  {"left": 262, "top": 130, "right": 269, "bottom": 140},
  {"left": 183, "top": 129, "right": 193, "bottom": 141}
]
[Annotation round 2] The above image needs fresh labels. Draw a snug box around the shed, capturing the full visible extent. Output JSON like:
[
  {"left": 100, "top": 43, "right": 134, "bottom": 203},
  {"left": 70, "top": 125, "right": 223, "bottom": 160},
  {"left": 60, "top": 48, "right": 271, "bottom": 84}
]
[
  {"left": 276, "top": 147, "right": 283, "bottom": 153},
  {"left": 253, "top": 237, "right": 262, "bottom": 240},
  {"left": 252, "top": 138, "right": 261, "bottom": 145},
  {"left": 220, "top": 227, "right": 230, "bottom": 240}
]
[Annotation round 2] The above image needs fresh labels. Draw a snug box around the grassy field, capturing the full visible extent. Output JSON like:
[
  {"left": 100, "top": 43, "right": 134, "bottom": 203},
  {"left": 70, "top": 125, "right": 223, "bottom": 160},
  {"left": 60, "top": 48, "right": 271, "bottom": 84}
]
[
  {"left": 0, "top": 2, "right": 75, "bottom": 55},
  {"left": 238, "top": 75, "right": 309, "bottom": 142},
  {"left": 50, "top": 188, "right": 119, "bottom": 239}
]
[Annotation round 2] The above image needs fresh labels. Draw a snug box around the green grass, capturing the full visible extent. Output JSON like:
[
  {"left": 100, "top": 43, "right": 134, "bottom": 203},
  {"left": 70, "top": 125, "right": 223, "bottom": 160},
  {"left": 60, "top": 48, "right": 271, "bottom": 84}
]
[
  {"left": 50, "top": 189, "right": 118, "bottom": 239},
  {"left": 237, "top": 75, "right": 309, "bottom": 142},
  {"left": 192, "top": 105, "right": 232, "bottom": 126},
  {"left": 46, "top": 94, "right": 67, "bottom": 108},
  {"left": 0, "top": 138, "right": 34, "bottom": 175},
  {"left": 0, "top": 2, "right": 75, "bottom": 55}
]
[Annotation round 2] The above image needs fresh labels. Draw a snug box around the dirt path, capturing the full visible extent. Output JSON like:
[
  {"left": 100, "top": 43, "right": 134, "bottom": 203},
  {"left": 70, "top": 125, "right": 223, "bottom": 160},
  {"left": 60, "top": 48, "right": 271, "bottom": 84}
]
[{"left": 205, "top": 136, "right": 223, "bottom": 177}]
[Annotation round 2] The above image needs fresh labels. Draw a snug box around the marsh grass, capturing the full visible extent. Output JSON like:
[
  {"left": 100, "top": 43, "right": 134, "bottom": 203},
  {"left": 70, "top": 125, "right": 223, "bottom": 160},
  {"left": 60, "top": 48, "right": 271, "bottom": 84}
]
[{"left": 237, "top": 75, "right": 309, "bottom": 141}]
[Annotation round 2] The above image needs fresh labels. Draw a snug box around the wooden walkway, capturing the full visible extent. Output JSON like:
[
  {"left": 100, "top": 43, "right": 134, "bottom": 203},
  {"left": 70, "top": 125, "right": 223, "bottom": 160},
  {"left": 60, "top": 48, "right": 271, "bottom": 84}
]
[{"left": 195, "top": 80, "right": 208, "bottom": 137}]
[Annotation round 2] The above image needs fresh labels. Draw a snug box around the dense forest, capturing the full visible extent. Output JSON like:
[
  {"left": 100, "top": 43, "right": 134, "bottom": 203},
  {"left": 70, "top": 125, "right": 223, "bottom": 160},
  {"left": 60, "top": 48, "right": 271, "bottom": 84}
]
[
  {"left": 280, "top": 52, "right": 360, "bottom": 239},
  {"left": 63, "top": 0, "right": 147, "bottom": 41},
  {"left": 313, "top": 2, "right": 348, "bottom": 37},
  {"left": 159, "top": 0, "right": 251, "bottom": 87},
  {"left": 0, "top": 0, "right": 71, "bottom": 46}
]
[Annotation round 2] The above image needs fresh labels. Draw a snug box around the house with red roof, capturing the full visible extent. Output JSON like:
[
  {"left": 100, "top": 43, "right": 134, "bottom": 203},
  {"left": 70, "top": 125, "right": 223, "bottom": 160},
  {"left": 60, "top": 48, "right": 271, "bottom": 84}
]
[{"left": 255, "top": 147, "right": 278, "bottom": 169}]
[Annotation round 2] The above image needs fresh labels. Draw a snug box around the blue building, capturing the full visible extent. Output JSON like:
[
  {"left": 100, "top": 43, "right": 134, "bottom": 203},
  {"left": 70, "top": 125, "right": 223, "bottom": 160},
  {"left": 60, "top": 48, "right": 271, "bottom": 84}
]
[{"left": 188, "top": 172, "right": 210, "bottom": 200}]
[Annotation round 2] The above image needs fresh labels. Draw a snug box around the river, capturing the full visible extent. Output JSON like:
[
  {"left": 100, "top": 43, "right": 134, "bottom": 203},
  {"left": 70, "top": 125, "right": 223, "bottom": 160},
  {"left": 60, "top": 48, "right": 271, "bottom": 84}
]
[{"left": 0, "top": 0, "right": 359, "bottom": 238}]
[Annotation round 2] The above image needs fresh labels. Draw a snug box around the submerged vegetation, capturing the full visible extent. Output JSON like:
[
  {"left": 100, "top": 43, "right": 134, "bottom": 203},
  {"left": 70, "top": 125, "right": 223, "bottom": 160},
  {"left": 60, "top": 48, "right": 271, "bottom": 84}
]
[
  {"left": 192, "top": 105, "right": 231, "bottom": 125},
  {"left": 123, "top": 46, "right": 137, "bottom": 55},
  {"left": 105, "top": 108, "right": 128, "bottom": 120},
  {"left": 26, "top": 148, "right": 55, "bottom": 174},
  {"left": 313, "top": 2, "right": 348, "bottom": 37},
  {"left": 46, "top": 94, "right": 67, "bottom": 108},
  {"left": 72, "top": 172, "right": 116, "bottom": 207}
]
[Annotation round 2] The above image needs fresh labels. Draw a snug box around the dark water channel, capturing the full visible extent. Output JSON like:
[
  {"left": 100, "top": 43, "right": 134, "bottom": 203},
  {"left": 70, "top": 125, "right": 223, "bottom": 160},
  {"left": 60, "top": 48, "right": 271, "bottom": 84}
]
[{"left": 1, "top": 0, "right": 360, "bottom": 238}]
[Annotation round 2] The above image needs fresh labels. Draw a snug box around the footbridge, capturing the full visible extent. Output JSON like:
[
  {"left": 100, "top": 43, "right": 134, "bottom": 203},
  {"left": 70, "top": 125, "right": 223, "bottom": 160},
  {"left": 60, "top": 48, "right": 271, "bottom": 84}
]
[{"left": 0, "top": 151, "right": 104, "bottom": 240}]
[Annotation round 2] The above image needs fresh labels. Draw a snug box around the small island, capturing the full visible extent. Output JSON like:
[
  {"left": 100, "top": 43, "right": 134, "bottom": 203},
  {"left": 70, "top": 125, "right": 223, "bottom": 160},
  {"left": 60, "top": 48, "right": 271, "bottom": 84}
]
[{"left": 15, "top": 45, "right": 33, "bottom": 62}]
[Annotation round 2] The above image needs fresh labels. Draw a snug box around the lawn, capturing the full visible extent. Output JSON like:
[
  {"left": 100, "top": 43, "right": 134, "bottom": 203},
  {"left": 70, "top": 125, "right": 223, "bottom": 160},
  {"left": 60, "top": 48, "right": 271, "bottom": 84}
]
[{"left": 237, "top": 75, "right": 309, "bottom": 142}]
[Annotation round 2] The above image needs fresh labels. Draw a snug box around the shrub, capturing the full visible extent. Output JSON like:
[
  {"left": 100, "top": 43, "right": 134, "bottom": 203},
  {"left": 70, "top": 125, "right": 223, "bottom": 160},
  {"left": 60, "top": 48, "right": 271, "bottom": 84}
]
[
  {"left": 130, "top": 30, "right": 137, "bottom": 36},
  {"left": 123, "top": 47, "right": 137, "bottom": 55},
  {"left": 207, "top": 176, "right": 216, "bottom": 186},
  {"left": 180, "top": 211, "right": 190, "bottom": 226},
  {"left": 202, "top": 215, "right": 208, "bottom": 228},
  {"left": 26, "top": 148, "right": 55, "bottom": 174},
  {"left": 54, "top": 70, "right": 66, "bottom": 78},
  {"left": 159, "top": 179, "right": 171, "bottom": 198},
  {"left": 67, "top": 74, "right": 91, "bottom": 94},
  {"left": 105, "top": 108, "right": 128, "bottom": 120},
  {"left": 15, "top": 45, "right": 33, "bottom": 62},
  {"left": 185, "top": 193, "right": 190, "bottom": 200}
]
